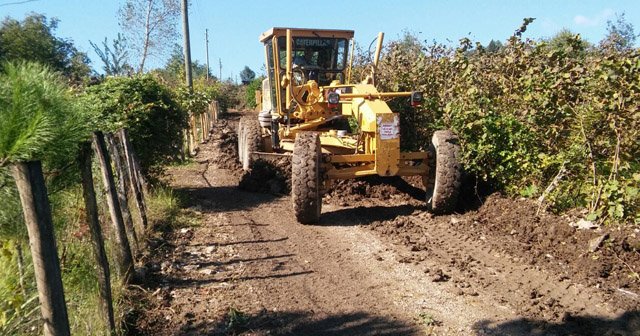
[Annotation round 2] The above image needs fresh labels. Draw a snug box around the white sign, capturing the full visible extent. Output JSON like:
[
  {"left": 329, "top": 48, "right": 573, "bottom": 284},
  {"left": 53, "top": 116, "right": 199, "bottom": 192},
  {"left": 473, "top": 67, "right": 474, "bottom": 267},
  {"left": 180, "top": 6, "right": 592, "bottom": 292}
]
[{"left": 377, "top": 115, "right": 400, "bottom": 140}]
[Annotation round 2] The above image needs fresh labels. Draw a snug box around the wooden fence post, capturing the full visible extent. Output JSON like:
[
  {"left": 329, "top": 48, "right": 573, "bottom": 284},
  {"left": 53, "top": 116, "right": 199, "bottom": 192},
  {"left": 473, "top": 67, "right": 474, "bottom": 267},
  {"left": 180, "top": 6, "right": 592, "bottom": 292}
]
[
  {"left": 212, "top": 101, "right": 218, "bottom": 123},
  {"left": 119, "top": 129, "right": 149, "bottom": 197},
  {"left": 204, "top": 109, "right": 208, "bottom": 133},
  {"left": 200, "top": 113, "right": 206, "bottom": 142},
  {"left": 93, "top": 131, "right": 134, "bottom": 281},
  {"left": 117, "top": 129, "right": 148, "bottom": 232},
  {"left": 105, "top": 133, "right": 139, "bottom": 253},
  {"left": 182, "top": 130, "right": 189, "bottom": 160},
  {"left": 78, "top": 142, "right": 116, "bottom": 333},
  {"left": 190, "top": 115, "right": 197, "bottom": 153},
  {"left": 11, "top": 161, "right": 70, "bottom": 336},
  {"left": 206, "top": 107, "right": 211, "bottom": 133}
]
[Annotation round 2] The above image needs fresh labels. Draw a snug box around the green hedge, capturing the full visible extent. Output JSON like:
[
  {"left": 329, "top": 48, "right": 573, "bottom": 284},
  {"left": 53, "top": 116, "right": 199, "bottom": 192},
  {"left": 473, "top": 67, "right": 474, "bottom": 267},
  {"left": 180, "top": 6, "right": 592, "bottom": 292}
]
[
  {"left": 83, "top": 75, "right": 188, "bottom": 179},
  {"left": 373, "top": 22, "right": 639, "bottom": 224}
]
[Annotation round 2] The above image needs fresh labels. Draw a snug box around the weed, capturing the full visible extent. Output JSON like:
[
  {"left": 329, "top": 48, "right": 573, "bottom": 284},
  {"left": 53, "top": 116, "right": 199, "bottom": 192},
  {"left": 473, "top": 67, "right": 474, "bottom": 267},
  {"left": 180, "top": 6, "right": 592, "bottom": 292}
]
[
  {"left": 226, "top": 307, "right": 248, "bottom": 332},
  {"left": 417, "top": 312, "right": 441, "bottom": 327}
]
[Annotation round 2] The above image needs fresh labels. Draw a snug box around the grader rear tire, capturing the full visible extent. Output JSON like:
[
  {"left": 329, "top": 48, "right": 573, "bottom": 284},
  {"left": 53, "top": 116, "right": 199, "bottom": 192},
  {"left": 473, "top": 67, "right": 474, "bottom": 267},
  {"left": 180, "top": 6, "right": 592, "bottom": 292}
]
[
  {"left": 241, "top": 118, "right": 262, "bottom": 171},
  {"left": 426, "top": 130, "right": 462, "bottom": 214},
  {"left": 292, "top": 132, "right": 322, "bottom": 224}
]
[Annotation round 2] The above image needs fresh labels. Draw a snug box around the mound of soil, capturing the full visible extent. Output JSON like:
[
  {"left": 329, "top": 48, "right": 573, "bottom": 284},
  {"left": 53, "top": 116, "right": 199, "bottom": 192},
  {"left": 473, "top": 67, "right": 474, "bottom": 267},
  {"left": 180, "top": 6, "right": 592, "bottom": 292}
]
[
  {"left": 208, "top": 119, "right": 241, "bottom": 171},
  {"left": 324, "top": 176, "right": 424, "bottom": 207},
  {"left": 239, "top": 157, "right": 291, "bottom": 195},
  {"left": 369, "top": 193, "right": 640, "bottom": 320},
  {"left": 467, "top": 195, "right": 640, "bottom": 311}
]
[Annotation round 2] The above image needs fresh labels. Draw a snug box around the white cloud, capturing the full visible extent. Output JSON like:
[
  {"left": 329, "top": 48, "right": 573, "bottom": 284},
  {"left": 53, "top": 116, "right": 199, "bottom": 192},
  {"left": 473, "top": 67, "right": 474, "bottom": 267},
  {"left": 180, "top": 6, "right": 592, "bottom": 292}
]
[
  {"left": 540, "top": 18, "right": 560, "bottom": 34},
  {"left": 574, "top": 15, "right": 594, "bottom": 26},
  {"left": 574, "top": 8, "right": 615, "bottom": 27}
]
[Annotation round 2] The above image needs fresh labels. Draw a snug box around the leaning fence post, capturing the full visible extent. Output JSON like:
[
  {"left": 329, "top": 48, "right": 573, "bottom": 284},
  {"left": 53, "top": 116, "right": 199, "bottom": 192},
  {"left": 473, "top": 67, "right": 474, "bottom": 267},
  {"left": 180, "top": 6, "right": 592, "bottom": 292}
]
[
  {"left": 93, "top": 131, "right": 134, "bottom": 281},
  {"left": 117, "top": 129, "right": 149, "bottom": 232},
  {"left": 78, "top": 142, "right": 116, "bottom": 333},
  {"left": 119, "top": 129, "right": 149, "bottom": 197},
  {"left": 190, "top": 114, "right": 197, "bottom": 153},
  {"left": 106, "top": 133, "right": 139, "bottom": 253},
  {"left": 11, "top": 161, "right": 70, "bottom": 336}
]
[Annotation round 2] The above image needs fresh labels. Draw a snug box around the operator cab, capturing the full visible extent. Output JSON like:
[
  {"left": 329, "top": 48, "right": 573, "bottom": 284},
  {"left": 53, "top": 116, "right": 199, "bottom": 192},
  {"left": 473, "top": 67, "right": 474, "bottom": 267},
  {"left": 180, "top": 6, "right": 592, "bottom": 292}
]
[
  {"left": 289, "top": 39, "right": 344, "bottom": 85},
  {"left": 260, "top": 28, "right": 354, "bottom": 114}
]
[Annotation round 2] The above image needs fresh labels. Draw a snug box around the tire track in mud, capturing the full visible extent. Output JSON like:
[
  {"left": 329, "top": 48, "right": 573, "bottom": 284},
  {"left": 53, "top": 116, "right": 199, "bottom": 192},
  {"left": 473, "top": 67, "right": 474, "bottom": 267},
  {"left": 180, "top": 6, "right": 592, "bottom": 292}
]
[{"left": 372, "top": 211, "right": 620, "bottom": 323}]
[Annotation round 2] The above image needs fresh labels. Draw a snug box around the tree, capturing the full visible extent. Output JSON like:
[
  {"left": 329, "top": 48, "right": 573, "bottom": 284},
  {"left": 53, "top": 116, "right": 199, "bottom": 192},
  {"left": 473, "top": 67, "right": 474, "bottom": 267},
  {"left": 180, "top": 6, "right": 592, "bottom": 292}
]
[
  {"left": 245, "top": 77, "right": 264, "bottom": 109},
  {"left": 485, "top": 39, "right": 504, "bottom": 53},
  {"left": 0, "top": 14, "right": 91, "bottom": 80},
  {"left": 90, "top": 33, "right": 133, "bottom": 76},
  {"left": 155, "top": 44, "right": 212, "bottom": 84},
  {"left": 118, "top": 0, "right": 181, "bottom": 73},
  {"left": 0, "top": 62, "right": 88, "bottom": 336},
  {"left": 240, "top": 66, "right": 256, "bottom": 85},
  {"left": 545, "top": 29, "right": 591, "bottom": 58},
  {"left": 600, "top": 12, "right": 638, "bottom": 52}
]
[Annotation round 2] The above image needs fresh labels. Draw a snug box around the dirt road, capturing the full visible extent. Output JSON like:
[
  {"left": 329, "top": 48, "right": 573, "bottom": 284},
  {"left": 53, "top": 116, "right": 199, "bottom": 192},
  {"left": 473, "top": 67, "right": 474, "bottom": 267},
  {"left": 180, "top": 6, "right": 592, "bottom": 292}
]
[{"left": 131, "top": 115, "right": 639, "bottom": 335}]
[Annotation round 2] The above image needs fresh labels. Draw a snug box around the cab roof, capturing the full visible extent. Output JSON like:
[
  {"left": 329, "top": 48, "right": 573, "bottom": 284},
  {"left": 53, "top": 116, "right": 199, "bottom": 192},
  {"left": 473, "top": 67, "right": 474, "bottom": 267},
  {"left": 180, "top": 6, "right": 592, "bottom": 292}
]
[{"left": 259, "top": 27, "right": 354, "bottom": 43}]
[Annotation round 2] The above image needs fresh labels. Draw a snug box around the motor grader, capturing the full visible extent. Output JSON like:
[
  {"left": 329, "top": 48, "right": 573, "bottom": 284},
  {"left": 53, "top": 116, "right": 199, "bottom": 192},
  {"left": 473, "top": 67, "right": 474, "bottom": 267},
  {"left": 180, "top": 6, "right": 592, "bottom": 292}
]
[{"left": 237, "top": 27, "right": 462, "bottom": 224}]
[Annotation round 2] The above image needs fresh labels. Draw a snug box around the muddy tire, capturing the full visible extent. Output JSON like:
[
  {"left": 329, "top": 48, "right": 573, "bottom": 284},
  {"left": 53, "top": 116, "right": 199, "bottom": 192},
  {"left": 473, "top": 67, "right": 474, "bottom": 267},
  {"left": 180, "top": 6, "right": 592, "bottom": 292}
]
[
  {"left": 426, "top": 130, "right": 462, "bottom": 214},
  {"left": 241, "top": 118, "right": 262, "bottom": 171},
  {"left": 292, "top": 132, "right": 322, "bottom": 224}
]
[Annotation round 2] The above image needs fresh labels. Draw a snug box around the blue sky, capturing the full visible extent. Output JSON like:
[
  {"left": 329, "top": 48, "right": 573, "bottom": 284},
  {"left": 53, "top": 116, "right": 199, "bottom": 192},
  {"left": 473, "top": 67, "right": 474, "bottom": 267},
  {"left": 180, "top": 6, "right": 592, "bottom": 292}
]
[{"left": 1, "top": 0, "right": 638, "bottom": 80}]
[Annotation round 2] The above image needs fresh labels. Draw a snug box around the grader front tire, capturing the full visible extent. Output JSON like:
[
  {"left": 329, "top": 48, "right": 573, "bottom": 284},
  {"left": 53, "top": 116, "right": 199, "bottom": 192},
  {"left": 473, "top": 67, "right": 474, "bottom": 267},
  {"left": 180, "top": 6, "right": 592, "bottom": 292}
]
[
  {"left": 426, "top": 130, "right": 462, "bottom": 214},
  {"left": 292, "top": 132, "right": 322, "bottom": 224},
  {"left": 241, "top": 118, "right": 262, "bottom": 171}
]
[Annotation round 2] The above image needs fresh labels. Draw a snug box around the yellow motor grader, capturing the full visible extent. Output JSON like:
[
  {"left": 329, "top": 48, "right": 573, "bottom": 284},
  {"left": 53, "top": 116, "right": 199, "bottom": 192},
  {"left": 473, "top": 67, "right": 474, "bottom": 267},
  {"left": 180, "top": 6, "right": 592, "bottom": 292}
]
[{"left": 237, "top": 27, "right": 462, "bottom": 223}]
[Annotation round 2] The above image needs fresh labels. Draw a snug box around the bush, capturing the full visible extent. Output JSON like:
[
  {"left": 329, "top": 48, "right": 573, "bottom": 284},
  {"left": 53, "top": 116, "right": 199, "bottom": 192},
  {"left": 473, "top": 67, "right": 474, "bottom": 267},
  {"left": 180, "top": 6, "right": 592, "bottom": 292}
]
[
  {"left": 245, "top": 77, "right": 264, "bottom": 110},
  {"left": 173, "top": 86, "right": 211, "bottom": 116},
  {"left": 371, "top": 21, "right": 639, "bottom": 224},
  {"left": 83, "top": 75, "right": 188, "bottom": 180}
]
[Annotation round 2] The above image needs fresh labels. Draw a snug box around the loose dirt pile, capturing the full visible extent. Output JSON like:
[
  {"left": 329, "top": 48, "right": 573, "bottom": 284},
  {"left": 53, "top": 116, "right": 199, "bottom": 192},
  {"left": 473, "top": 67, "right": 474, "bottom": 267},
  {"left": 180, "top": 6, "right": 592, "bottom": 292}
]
[
  {"left": 239, "top": 157, "right": 291, "bottom": 195},
  {"left": 368, "top": 194, "right": 640, "bottom": 323},
  {"left": 324, "top": 176, "right": 424, "bottom": 207},
  {"left": 206, "top": 119, "right": 241, "bottom": 172}
]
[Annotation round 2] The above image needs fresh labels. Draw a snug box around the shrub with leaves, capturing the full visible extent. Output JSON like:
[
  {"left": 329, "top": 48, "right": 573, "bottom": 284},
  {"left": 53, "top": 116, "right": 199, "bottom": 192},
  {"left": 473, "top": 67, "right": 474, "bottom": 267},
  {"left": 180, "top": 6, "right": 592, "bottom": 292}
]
[
  {"left": 83, "top": 75, "right": 188, "bottom": 179},
  {"left": 173, "top": 85, "right": 211, "bottom": 116},
  {"left": 245, "top": 77, "right": 265, "bottom": 110},
  {"left": 369, "top": 20, "right": 639, "bottom": 224}
]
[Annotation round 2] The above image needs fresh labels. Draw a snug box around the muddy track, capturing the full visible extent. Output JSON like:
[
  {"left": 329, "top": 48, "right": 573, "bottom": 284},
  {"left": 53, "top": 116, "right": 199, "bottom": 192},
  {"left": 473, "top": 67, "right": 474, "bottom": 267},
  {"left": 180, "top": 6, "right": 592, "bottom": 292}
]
[
  {"left": 373, "top": 213, "right": 614, "bottom": 319},
  {"left": 131, "top": 113, "right": 640, "bottom": 336}
]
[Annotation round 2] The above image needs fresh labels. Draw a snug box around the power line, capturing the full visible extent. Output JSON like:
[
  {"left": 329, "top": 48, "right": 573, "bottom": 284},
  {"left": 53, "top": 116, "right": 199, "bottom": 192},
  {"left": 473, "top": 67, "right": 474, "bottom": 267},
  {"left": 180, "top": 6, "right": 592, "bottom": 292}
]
[{"left": 0, "top": 0, "right": 39, "bottom": 7}]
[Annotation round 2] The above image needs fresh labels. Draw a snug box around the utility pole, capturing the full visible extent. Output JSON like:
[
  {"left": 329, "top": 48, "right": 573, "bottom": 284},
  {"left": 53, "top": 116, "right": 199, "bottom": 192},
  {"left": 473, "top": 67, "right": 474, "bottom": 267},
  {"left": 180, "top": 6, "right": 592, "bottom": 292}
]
[
  {"left": 205, "top": 29, "right": 210, "bottom": 81},
  {"left": 181, "top": 0, "right": 193, "bottom": 89},
  {"left": 219, "top": 58, "right": 222, "bottom": 81}
]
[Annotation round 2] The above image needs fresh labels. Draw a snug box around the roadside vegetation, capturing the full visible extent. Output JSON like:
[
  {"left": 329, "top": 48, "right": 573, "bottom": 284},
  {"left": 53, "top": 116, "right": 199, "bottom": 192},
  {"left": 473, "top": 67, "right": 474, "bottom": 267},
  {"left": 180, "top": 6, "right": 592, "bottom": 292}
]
[
  {"left": 0, "top": 11, "right": 237, "bottom": 335},
  {"left": 365, "top": 17, "right": 639, "bottom": 225}
]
